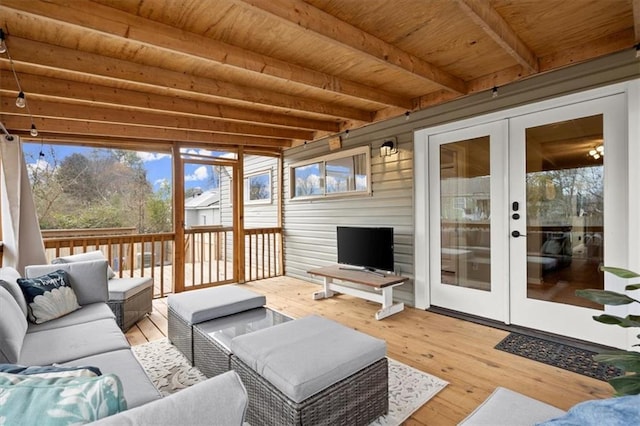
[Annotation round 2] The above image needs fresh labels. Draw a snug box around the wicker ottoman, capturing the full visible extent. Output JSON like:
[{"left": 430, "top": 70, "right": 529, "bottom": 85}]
[
  {"left": 167, "top": 285, "right": 266, "bottom": 364},
  {"left": 230, "top": 315, "right": 388, "bottom": 426},
  {"left": 193, "top": 307, "right": 292, "bottom": 378},
  {"left": 107, "top": 277, "right": 153, "bottom": 332}
]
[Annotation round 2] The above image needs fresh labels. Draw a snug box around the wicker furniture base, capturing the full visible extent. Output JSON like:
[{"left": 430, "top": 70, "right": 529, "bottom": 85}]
[
  {"left": 231, "top": 355, "right": 388, "bottom": 426},
  {"left": 107, "top": 285, "right": 152, "bottom": 332},
  {"left": 193, "top": 325, "right": 231, "bottom": 378},
  {"left": 168, "top": 306, "right": 194, "bottom": 364}
]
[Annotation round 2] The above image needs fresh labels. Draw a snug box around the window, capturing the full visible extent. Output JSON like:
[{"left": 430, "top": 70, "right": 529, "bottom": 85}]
[
  {"left": 290, "top": 146, "right": 370, "bottom": 199},
  {"left": 244, "top": 170, "right": 272, "bottom": 204}
]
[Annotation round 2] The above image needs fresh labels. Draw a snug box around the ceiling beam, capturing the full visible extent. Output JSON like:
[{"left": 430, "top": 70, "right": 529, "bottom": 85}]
[
  {"left": 0, "top": 70, "right": 339, "bottom": 133},
  {"left": 1, "top": 0, "right": 411, "bottom": 110},
  {"left": 1, "top": 115, "right": 291, "bottom": 148},
  {"left": 4, "top": 36, "right": 373, "bottom": 122},
  {"left": 454, "top": 0, "right": 539, "bottom": 74},
  {"left": 235, "top": 0, "right": 467, "bottom": 95},
  {"left": 633, "top": 0, "right": 640, "bottom": 42},
  {"left": 0, "top": 97, "right": 313, "bottom": 141}
]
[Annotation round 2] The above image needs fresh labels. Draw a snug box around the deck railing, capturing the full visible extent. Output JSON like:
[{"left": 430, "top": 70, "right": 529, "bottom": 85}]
[{"left": 36, "top": 227, "right": 282, "bottom": 298}]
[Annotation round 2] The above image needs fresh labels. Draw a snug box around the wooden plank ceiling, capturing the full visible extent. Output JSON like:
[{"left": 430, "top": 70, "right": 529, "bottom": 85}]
[{"left": 0, "top": 0, "right": 637, "bottom": 153}]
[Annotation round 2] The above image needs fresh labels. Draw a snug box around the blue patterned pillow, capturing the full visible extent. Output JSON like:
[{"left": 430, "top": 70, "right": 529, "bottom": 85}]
[
  {"left": 0, "top": 372, "right": 127, "bottom": 425},
  {"left": 17, "top": 270, "right": 80, "bottom": 324},
  {"left": 0, "top": 363, "right": 101, "bottom": 378}
]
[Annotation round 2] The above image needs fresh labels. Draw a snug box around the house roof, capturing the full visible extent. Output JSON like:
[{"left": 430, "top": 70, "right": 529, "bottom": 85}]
[
  {"left": 0, "top": 0, "right": 637, "bottom": 153},
  {"left": 185, "top": 190, "right": 220, "bottom": 209}
]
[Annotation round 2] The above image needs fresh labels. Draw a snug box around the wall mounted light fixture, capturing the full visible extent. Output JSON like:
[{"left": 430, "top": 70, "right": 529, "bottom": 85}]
[
  {"left": 588, "top": 144, "right": 604, "bottom": 160},
  {"left": 380, "top": 139, "right": 398, "bottom": 157}
]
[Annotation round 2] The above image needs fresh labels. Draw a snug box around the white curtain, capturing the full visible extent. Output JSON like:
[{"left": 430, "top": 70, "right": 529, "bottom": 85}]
[{"left": 1, "top": 134, "right": 46, "bottom": 274}]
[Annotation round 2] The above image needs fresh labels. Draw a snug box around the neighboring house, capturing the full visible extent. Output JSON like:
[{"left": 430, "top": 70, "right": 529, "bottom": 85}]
[{"left": 184, "top": 190, "right": 220, "bottom": 228}]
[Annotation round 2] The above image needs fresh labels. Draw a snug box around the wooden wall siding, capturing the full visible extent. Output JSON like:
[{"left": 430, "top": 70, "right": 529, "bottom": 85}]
[{"left": 283, "top": 132, "right": 416, "bottom": 305}]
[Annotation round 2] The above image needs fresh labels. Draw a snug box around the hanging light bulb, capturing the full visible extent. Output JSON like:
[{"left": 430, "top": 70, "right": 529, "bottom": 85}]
[
  {"left": 491, "top": 86, "right": 499, "bottom": 98},
  {"left": 0, "top": 29, "right": 7, "bottom": 54},
  {"left": 16, "top": 91, "right": 26, "bottom": 108},
  {"left": 30, "top": 123, "right": 38, "bottom": 137}
]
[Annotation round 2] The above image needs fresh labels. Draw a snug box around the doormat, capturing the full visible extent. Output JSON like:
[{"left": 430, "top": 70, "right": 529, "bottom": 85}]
[{"left": 495, "top": 333, "right": 623, "bottom": 382}]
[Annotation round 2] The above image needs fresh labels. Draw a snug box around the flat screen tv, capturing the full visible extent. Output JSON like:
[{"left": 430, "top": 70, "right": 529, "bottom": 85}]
[{"left": 337, "top": 226, "right": 394, "bottom": 272}]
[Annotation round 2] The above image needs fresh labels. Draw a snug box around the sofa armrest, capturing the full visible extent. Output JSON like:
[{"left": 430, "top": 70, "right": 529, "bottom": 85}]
[
  {"left": 92, "top": 370, "right": 248, "bottom": 426},
  {"left": 25, "top": 260, "right": 109, "bottom": 305}
]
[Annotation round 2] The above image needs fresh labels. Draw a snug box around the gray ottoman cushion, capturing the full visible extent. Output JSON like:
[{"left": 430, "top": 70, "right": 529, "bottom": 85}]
[
  {"left": 108, "top": 277, "right": 153, "bottom": 300},
  {"left": 168, "top": 285, "right": 266, "bottom": 324},
  {"left": 231, "top": 315, "right": 386, "bottom": 403}
]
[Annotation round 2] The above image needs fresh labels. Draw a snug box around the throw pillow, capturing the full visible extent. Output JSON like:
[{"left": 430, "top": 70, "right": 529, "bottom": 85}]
[
  {"left": 0, "top": 364, "right": 101, "bottom": 378},
  {"left": 0, "top": 373, "right": 127, "bottom": 425},
  {"left": 52, "top": 250, "right": 116, "bottom": 279},
  {"left": 17, "top": 270, "right": 81, "bottom": 324}
]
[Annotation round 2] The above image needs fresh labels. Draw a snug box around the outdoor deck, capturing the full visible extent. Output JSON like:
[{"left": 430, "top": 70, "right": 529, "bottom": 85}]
[{"left": 128, "top": 276, "right": 612, "bottom": 425}]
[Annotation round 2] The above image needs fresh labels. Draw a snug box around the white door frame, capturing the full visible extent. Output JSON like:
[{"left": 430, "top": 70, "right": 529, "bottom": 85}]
[{"left": 415, "top": 80, "right": 637, "bottom": 349}]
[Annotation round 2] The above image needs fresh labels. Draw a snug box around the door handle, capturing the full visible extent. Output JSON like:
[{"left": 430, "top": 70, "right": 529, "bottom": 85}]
[{"left": 511, "top": 230, "right": 526, "bottom": 238}]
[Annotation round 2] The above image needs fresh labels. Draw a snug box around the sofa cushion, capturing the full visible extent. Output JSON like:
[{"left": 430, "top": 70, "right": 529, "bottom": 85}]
[
  {"left": 27, "top": 303, "right": 115, "bottom": 333},
  {"left": 63, "top": 349, "right": 162, "bottom": 408},
  {"left": 20, "top": 318, "right": 130, "bottom": 366},
  {"left": 458, "top": 387, "right": 566, "bottom": 425},
  {"left": 168, "top": 284, "right": 266, "bottom": 324},
  {"left": 231, "top": 315, "right": 387, "bottom": 403},
  {"left": 0, "top": 287, "right": 28, "bottom": 364},
  {"left": 17, "top": 269, "right": 80, "bottom": 324},
  {"left": 52, "top": 250, "right": 116, "bottom": 279},
  {"left": 92, "top": 370, "right": 247, "bottom": 426},
  {"left": 0, "top": 363, "right": 101, "bottom": 378},
  {"left": 26, "top": 260, "right": 109, "bottom": 306},
  {"left": 0, "top": 372, "right": 126, "bottom": 425},
  {"left": 0, "top": 266, "right": 28, "bottom": 317},
  {"left": 108, "top": 277, "right": 153, "bottom": 301}
]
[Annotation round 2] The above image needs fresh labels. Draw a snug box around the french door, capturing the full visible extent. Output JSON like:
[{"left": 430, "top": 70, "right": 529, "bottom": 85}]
[{"left": 427, "top": 92, "right": 628, "bottom": 347}]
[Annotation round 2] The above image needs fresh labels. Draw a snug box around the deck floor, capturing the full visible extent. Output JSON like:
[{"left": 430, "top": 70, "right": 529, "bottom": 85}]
[{"left": 127, "top": 275, "right": 612, "bottom": 425}]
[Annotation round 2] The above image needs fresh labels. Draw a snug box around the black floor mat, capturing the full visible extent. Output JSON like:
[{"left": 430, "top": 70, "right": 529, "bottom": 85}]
[{"left": 495, "top": 332, "right": 624, "bottom": 382}]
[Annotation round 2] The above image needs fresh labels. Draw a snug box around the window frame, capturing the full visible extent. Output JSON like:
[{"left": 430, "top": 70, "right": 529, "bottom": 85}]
[
  {"left": 289, "top": 146, "right": 371, "bottom": 201},
  {"left": 244, "top": 169, "right": 272, "bottom": 205}
]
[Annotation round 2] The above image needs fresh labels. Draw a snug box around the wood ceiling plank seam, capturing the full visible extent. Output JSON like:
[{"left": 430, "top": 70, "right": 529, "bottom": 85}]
[
  {"left": 0, "top": 96, "right": 314, "bottom": 141},
  {"left": 454, "top": 0, "right": 539, "bottom": 74},
  {"left": 0, "top": 68, "right": 339, "bottom": 133},
  {"left": 0, "top": 0, "right": 412, "bottom": 109},
  {"left": 232, "top": 0, "right": 468, "bottom": 94}
]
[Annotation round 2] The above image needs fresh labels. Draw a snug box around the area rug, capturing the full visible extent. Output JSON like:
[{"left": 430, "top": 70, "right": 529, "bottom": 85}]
[
  {"left": 133, "top": 338, "right": 447, "bottom": 425},
  {"left": 495, "top": 333, "right": 623, "bottom": 381}
]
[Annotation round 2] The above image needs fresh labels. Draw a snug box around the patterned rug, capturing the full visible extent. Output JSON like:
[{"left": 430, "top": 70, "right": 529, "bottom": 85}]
[
  {"left": 495, "top": 333, "right": 624, "bottom": 382},
  {"left": 133, "top": 338, "right": 448, "bottom": 426}
]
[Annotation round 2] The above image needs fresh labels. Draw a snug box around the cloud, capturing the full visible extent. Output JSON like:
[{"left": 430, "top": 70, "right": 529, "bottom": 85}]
[
  {"left": 185, "top": 165, "right": 209, "bottom": 182},
  {"left": 154, "top": 178, "right": 170, "bottom": 187},
  {"left": 26, "top": 159, "right": 54, "bottom": 176},
  {"left": 137, "top": 152, "right": 171, "bottom": 162}
]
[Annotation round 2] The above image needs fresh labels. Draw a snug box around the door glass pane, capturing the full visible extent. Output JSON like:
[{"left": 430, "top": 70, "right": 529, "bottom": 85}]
[
  {"left": 440, "top": 136, "right": 491, "bottom": 291},
  {"left": 525, "top": 114, "right": 603, "bottom": 308}
]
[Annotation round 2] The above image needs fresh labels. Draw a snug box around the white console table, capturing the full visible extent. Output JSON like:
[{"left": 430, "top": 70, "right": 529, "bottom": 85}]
[{"left": 307, "top": 265, "right": 409, "bottom": 320}]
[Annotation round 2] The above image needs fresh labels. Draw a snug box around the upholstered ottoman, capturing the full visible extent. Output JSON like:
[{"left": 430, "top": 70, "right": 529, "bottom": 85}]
[
  {"left": 230, "top": 315, "right": 388, "bottom": 426},
  {"left": 193, "top": 307, "right": 292, "bottom": 378},
  {"left": 107, "top": 277, "right": 153, "bottom": 332},
  {"left": 167, "top": 285, "right": 266, "bottom": 364}
]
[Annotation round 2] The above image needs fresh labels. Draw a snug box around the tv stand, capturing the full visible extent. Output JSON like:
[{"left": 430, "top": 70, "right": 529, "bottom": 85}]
[
  {"left": 338, "top": 266, "right": 386, "bottom": 277},
  {"left": 308, "top": 265, "right": 409, "bottom": 320}
]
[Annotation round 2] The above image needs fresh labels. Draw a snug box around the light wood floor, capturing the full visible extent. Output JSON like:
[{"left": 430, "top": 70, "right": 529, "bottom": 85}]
[{"left": 126, "top": 275, "right": 613, "bottom": 425}]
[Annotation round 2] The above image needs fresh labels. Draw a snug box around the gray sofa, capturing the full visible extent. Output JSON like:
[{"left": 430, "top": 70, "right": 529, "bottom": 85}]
[{"left": 0, "top": 259, "right": 247, "bottom": 425}]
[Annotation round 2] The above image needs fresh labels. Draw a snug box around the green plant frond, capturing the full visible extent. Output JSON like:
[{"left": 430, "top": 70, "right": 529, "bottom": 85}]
[
  {"left": 626, "top": 284, "right": 640, "bottom": 291},
  {"left": 601, "top": 266, "right": 640, "bottom": 279},
  {"left": 593, "top": 314, "right": 640, "bottom": 328},
  {"left": 576, "top": 289, "right": 637, "bottom": 306},
  {"left": 594, "top": 351, "right": 640, "bottom": 371},
  {"left": 608, "top": 375, "right": 640, "bottom": 396}
]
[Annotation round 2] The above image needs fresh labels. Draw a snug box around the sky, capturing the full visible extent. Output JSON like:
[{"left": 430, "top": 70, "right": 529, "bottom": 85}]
[{"left": 21, "top": 142, "right": 224, "bottom": 192}]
